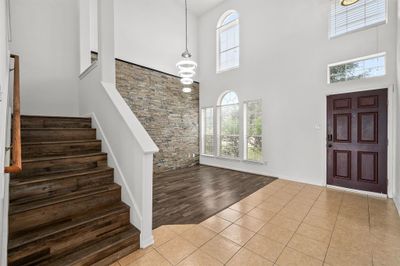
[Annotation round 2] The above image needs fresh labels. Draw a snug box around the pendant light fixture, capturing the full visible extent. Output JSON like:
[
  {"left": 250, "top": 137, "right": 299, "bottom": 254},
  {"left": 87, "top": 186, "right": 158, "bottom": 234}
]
[
  {"left": 176, "top": 0, "right": 197, "bottom": 92},
  {"left": 340, "top": 0, "right": 360, "bottom": 6}
]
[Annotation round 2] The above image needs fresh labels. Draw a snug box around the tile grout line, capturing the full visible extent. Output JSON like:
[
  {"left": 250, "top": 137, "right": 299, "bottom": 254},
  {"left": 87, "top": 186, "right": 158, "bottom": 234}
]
[{"left": 321, "top": 190, "right": 344, "bottom": 264}]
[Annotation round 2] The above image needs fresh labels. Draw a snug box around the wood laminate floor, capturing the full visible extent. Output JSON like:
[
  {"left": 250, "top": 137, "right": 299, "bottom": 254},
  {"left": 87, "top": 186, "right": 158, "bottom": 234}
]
[{"left": 153, "top": 165, "right": 276, "bottom": 228}]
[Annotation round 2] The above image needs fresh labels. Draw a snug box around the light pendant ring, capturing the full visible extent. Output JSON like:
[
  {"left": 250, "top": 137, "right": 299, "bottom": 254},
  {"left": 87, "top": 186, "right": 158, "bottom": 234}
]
[
  {"left": 181, "top": 78, "right": 194, "bottom": 85},
  {"left": 182, "top": 87, "right": 192, "bottom": 93},
  {"left": 178, "top": 69, "right": 195, "bottom": 78},
  {"left": 176, "top": 60, "right": 197, "bottom": 70}
]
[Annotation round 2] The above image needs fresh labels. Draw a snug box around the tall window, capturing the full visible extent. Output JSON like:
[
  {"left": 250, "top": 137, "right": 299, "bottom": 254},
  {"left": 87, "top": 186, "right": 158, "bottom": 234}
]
[
  {"left": 217, "top": 11, "right": 240, "bottom": 72},
  {"left": 244, "top": 100, "right": 263, "bottom": 162},
  {"left": 218, "top": 91, "right": 240, "bottom": 158},
  {"left": 201, "top": 107, "right": 214, "bottom": 155},
  {"left": 330, "top": 0, "right": 386, "bottom": 38}
]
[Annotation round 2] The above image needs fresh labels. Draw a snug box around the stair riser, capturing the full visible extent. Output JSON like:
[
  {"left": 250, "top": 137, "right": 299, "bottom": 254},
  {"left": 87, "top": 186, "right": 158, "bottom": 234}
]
[
  {"left": 22, "top": 142, "right": 102, "bottom": 159},
  {"left": 9, "top": 188, "right": 121, "bottom": 236},
  {"left": 10, "top": 170, "right": 114, "bottom": 203},
  {"left": 69, "top": 231, "right": 139, "bottom": 266},
  {"left": 22, "top": 129, "right": 96, "bottom": 142},
  {"left": 21, "top": 117, "right": 92, "bottom": 129},
  {"left": 15, "top": 155, "right": 108, "bottom": 177},
  {"left": 9, "top": 211, "right": 130, "bottom": 266}
]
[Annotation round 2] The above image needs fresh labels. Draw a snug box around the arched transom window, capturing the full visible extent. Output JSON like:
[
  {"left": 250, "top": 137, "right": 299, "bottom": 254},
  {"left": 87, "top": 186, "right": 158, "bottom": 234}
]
[{"left": 217, "top": 10, "right": 240, "bottom": 73}]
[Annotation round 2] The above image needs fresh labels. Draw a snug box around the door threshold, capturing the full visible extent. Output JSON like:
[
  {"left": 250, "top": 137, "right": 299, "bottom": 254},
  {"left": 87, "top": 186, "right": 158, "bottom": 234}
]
[{"left": 326, "top": 185, "right": 388, "bottom": 198}]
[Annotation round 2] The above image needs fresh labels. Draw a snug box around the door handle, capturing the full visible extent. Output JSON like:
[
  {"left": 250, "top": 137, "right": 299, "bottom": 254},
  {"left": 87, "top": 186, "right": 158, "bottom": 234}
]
[{"left": 328, "top": 144, "right": 333, "bottom": 148}]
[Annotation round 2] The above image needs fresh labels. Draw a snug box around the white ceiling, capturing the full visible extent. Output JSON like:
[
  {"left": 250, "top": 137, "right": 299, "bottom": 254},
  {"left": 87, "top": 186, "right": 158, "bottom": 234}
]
[{"left": 174, "top": 0, "right": 226, "bottom": 16}]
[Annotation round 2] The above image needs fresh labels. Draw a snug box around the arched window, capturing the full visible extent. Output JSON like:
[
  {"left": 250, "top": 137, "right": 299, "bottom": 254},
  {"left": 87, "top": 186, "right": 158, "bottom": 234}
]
[
  {"left": 217, "top": 10, "right": 240, "bottom": 73},
  {"left": 218, "top": 91, "right": 240, "bottom": 158}
]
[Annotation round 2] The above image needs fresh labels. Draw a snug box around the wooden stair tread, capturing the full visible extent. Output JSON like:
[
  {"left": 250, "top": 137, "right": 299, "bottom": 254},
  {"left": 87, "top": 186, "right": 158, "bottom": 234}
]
[
  {"left": 38, "top": 226, "right": 139, "bottom": 266},
  {"left": 10, "top": 183, "right": 120, "bottom": 214},
  {"left": 22, "top": 152, "right": 107, "bottom": 163},
  {"left": 22, "top": 139, "right": 101, "bottom": 146},
  {"left": 11, "top": 166, "right": 113, "bottom": 186},
  {"left": 8, "top": 202, "right": 129, "bottom": 250},
  {"left": 21, "top": 115, "right": 91, "bottom": 120}
]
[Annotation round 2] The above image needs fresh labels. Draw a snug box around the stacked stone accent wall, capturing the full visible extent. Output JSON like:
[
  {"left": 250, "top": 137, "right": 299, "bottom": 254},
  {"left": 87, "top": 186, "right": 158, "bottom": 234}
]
[{"left": 116, "top": 60, "right": 200, "bottom": 173}]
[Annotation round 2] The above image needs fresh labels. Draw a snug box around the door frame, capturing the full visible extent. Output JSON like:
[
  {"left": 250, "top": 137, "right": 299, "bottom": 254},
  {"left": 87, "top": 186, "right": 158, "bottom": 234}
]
[{"left": 324, "top": 84, "right": 397, "bottom": 198}]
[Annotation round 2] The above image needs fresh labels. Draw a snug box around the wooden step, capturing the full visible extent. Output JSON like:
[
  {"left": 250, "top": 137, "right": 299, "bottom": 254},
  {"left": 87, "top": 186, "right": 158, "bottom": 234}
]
[
  {"left": 10, "top": 167, "right": 114, "bottom": 203},
  {"left": 21, "top": 128, "right": 96, "bottom": 143},
  {"left": 9, "top": 184, "right": 121, "bottom": 236},
  {"left": 37, "top": 226, "right": 140, "bottom": 266},
  {"left": 14, "top": 153, "right": 108, "bottom": 178},
  {"left": 22, "top": 140, "right": 102, "bottom": 159},
  {"left": 8, "top": 203, "right": 130, "bottom": 266},
  {"left": 21, "top": 115, "right": 92, "bottom": 129}
]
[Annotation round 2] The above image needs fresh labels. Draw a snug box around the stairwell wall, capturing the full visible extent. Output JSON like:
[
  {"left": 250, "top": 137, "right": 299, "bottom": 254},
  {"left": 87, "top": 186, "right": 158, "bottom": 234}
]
[
  {"left": 0, "top": 0, "right": 11, "bottom": 263},
  {"left": 10, "top": 0, "right": 80, "bottom": 116}
]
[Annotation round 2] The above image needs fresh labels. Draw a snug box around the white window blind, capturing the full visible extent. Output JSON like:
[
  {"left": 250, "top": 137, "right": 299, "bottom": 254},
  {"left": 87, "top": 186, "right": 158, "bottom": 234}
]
[
  {"left": 217, "top": 11, "right": 240, "bottom": 72},
  {"left": 330, "top": 0, "right": 386, "bottom": 38}
]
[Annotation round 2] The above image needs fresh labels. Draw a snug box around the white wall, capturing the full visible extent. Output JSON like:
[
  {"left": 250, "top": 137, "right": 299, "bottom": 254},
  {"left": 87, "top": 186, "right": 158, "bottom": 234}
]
[
  {"left": 114, "top": 0, "right": 198, "bottom": 79},
  {"left": 199, "top": 0, "right": 398, "bottom": 189},
  {"left": 0, "top": 0, "right": 10, "bottom": 263},
  {"left": 10, "top": 0, "right": 80, "bottom": 116},
  {"left": 395, "top": 1, "right": 400, "bottom": 212}
]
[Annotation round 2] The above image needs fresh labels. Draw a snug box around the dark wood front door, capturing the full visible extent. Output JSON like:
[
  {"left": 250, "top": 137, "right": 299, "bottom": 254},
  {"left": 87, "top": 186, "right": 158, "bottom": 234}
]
[{"left": 327, "top": 89, "right": 388, "bottom": 194}]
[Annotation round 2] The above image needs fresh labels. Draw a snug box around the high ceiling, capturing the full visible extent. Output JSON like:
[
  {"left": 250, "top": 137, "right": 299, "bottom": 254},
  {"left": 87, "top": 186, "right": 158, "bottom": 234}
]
[{"left": 174, "top": 0, "right": 226, "bottom": 16}]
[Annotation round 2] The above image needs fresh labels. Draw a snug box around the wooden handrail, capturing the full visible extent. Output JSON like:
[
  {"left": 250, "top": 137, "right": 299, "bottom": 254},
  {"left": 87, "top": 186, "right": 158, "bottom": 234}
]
[{"left": 5, "top": 54, "right": 22, "bottom": 174}]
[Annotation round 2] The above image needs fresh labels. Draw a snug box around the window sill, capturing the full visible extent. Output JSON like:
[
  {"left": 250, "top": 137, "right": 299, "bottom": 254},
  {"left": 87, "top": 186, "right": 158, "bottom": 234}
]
[
  {"left": 202, "top": 155, "right": 265, "bottom": 165},
  {"left": 200, "top": 154, "right": 215, "bottom": 158},
  {"left": 217, "top": 65, "right": 239, "bottom": 74},
  {"left": 243, "top": 159, "right": 265, "bottom": 165}
]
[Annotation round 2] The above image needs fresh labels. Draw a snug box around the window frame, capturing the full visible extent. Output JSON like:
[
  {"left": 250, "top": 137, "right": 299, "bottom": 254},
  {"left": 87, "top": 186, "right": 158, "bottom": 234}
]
[
  {"left": 327, "top": 52, "right": 386, "bottom": 84},
  {"left": 201, "top": 106, "right": 215, "bottom": 157},
  {"left": 243, "top": 100, "right": 263, "bottom": 162},
  {"left": 216, "top": 10, "right": 240, "bottom": 73},
  {"left": 329, "top": 0, "right": 388, "bottom": 39}
]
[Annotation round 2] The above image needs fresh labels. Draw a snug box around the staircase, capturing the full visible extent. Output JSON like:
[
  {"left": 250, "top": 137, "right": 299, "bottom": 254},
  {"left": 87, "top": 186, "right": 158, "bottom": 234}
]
[{"left": 8, "top": 115, "right": 140, "bottom": 266}]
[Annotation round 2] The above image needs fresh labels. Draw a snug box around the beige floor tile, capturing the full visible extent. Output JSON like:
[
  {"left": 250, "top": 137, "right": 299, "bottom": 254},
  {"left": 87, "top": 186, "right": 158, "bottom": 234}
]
[
  {"left": 177, "top": 250, "right": 223, "bottom": 266},
  {"left": 110, "top": 262, "right": 120, "bottom": 266},
  {"left": 220, "top": 224, "right": 256, "bottom": 246},
  {"left": 166, "top": 224, "right": 195, "bottom": 235},
  {"left": 308, "top": 206, "right": 339, "bottom": 219},
  {"left": 229, "top": 201, "right": 256, "bottom": 213},
  {"left": 123, "top": 250, "right": 171, "bottom": 266},
  {"left": 227, "top": 248, "right": 274, "bottom": 266},
  {"left": 325, "top": 247, "right": 372, "bottom": 266},
  {"left": 234, "top": 214, "right": 266, "bottom": 232},
  {"left": 257, "top": 222, "right": 295, "bottom": 245},
  {"left": 245, "top": 234, "right": 285, "bottom": 262},
  {"left": 200, "top": 235, "right": 241, "bottom": 263},
  {"left": 296, "top": 223, "right": 331, "bottom": 244},
  {"left": 276, "top": 247, "right": 323, "bottom": 266},
  {"left": 119, "top": 247, "right": 154, "bottom": 266},
  {"left": 201, "top": 215, "right": 232, "bottom": 233},
  {"left": 216, "top": 208, "right": 244, "bottom": 223},
  {"left": 373, "top": 245, "right": 400, "bottom": 266},
  {"left": 247, "top": 207, "right": 276, "bottom": 222},
  {"left": 153, "top": 226, "right": 178, "bottom": 247},
  {"left": 335, "top": 215, "right": 369, "bottom": 233},
  {"left": 279, "top": 206, "right": 309, "bottom": 221},
  {"left": 329, "top": 227, "right": 372, "bottom": 254},
  {"left": 303, "top": 214, "right": 336, "bottom": 231},
  {"left": 287, "top": 233, "right": 329, "bottom": 261},
  {"left": 257, "top": 201, "right": 286, "bottom": 213},
  {"left": 268, "top": 215, "right": 301, "bottom": 231},
  {"left": 180, "top": 224, "right": 216, "bottom": 247},
  {"left": 155, "top": 236, "right": 197, "bottom": 265}
]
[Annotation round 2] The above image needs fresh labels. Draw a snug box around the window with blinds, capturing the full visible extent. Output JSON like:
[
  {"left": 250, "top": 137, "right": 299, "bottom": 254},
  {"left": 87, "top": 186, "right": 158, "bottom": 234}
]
[{"left": 330, "top": 0, "right": 387, "bottom": 38}]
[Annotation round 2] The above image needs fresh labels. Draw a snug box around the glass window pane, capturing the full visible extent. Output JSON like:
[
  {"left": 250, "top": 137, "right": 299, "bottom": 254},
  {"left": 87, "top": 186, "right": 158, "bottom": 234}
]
[
  {"left": 246, "top": 101, "right": 262, "bottom": 161},
  {"left": 202, "top": 108, "right": 214, "bottom": 155}
]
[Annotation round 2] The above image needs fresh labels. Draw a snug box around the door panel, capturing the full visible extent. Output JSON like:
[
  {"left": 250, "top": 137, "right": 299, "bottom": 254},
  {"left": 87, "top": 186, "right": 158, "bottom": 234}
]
[{"left": 327, "top": 89, "right": 387, "bottom": 193}]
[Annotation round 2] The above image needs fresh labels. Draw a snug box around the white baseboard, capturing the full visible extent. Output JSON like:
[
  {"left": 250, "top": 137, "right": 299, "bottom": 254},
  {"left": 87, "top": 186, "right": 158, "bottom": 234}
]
[
  {"left": 140, "top": 235, "right": 154, "bottom": 249},
  {"left": 395, "top": 195, "right": 400, "bottom": 215},
  {"left": 199, "top": 162, "right": 324, "bottom": 187},
  {"left": 87, "top": 113, "right": 143, "bottom": 229},
  {"left": 326, "top": 185, "right": 387, "bottom": 198}
]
